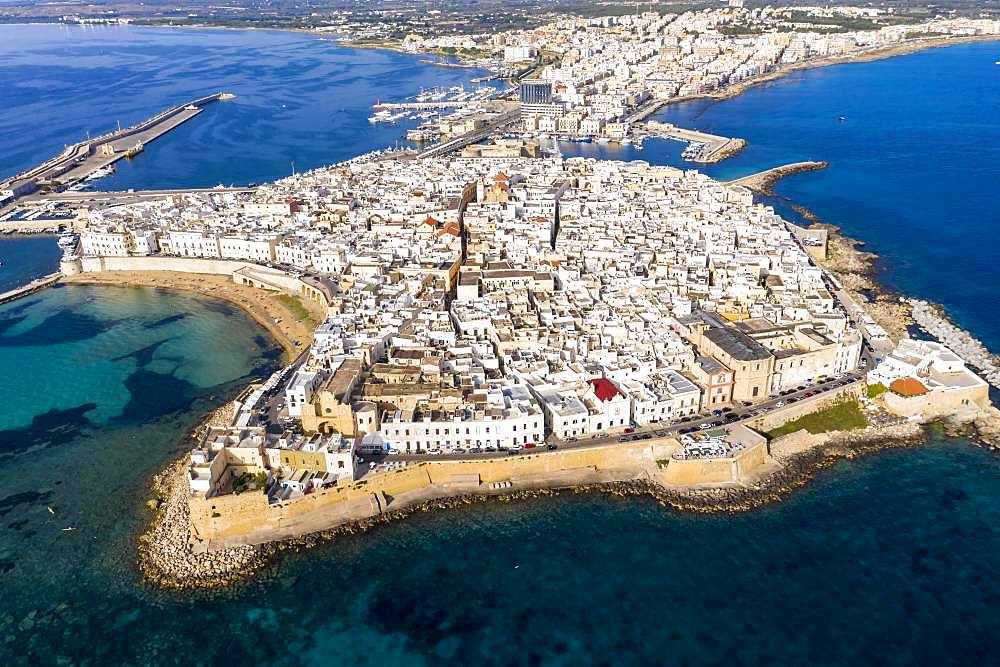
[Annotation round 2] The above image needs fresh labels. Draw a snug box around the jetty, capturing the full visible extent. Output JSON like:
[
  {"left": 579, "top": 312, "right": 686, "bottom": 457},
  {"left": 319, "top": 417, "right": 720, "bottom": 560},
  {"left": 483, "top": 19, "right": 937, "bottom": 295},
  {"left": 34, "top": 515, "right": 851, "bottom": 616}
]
[
  {"left": 727, "top": 161, "right": 829, "bottom": 194},
  {"left": 0, "top": 92, "right": 237, "bottom": 207},
  {"left": 0, "top": 272, "right": 61, "bottom": 306}
]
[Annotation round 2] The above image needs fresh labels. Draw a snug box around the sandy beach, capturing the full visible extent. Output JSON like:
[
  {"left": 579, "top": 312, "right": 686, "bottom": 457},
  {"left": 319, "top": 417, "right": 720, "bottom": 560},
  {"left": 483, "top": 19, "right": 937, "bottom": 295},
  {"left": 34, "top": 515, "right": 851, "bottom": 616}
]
[{"left": 61, "top": 271, "right": 325, "bottom": 361}]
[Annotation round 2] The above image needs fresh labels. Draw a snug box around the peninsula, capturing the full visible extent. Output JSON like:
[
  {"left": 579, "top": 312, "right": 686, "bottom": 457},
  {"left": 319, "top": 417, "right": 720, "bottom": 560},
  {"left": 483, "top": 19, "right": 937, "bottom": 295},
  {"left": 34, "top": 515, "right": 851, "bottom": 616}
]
[
  {"left": 36, "top": 149, "right": 994, "bottom": 589},
  {"left": 4, "top": 4, "right": 999, "bottom": 591}
]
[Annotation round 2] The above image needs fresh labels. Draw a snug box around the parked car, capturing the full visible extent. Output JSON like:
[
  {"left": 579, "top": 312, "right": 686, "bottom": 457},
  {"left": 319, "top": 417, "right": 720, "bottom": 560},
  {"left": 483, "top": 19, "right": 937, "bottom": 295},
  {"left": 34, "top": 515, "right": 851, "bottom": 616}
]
[{"left": 547, "top": 444, "right": 558, "bottom": 451}]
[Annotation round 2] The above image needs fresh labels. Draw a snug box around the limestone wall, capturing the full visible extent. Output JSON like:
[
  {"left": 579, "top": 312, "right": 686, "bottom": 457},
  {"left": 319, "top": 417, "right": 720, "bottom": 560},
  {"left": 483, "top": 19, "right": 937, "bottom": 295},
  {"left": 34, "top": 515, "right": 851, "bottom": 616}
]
[
  {"left": 884, "top": 385, "right": 988, "bottom": 418},
  {"left": 661, "top": 441, "right": 766, "bottom": 485},
  {"left": 190, "top": 439, "right": 678, "bottom": 546},
  {"left": 81, "top": 255, "right": 255, "bottom": 275}
]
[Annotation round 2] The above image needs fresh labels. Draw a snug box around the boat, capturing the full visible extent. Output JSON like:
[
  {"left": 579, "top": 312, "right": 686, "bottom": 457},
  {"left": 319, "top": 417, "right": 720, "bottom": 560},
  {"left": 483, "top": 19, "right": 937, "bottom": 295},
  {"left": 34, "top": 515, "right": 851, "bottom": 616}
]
[
  {"left": 124, "top": 141, "right": 144, "bottom": 158},
  {"left": 184, "top": 104, "right": 199, "bottom": 111},
  {"left": 57, "top": 232, "right": 78, "bottom": 250},
  {"left": 838, "top": 116, "right": 847, "bottom": 121},
  {"left": 596, "top": 138, "right": 610, "bottom": 144}
]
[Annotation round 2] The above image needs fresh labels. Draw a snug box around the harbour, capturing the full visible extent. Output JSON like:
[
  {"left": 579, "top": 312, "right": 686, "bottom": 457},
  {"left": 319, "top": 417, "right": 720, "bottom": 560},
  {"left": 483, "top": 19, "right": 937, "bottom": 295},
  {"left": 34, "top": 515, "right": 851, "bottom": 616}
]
[
  {"left": 0, "top": 92, "right": 236, "bottom": 209},
  {"left": 639, "top": 120, "right": 747, "bottom": 163}
]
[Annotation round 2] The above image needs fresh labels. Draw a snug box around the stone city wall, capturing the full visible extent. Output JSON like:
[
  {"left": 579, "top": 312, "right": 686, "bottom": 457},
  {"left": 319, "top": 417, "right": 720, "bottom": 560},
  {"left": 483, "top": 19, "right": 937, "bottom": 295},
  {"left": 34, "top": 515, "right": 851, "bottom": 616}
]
[
  {"left": 80, "top": 255, "right": 255, "bottom": 275},
  {"left": 190, "top": 439, "right": 678, "bottom": 547}
]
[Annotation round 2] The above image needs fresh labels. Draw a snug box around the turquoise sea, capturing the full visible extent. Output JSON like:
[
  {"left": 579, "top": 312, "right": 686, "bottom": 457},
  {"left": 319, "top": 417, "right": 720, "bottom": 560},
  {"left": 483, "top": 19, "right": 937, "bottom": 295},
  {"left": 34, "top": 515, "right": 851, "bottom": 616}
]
[{"left": 2, "top": 25, "right": 1000, "bottom": 665}]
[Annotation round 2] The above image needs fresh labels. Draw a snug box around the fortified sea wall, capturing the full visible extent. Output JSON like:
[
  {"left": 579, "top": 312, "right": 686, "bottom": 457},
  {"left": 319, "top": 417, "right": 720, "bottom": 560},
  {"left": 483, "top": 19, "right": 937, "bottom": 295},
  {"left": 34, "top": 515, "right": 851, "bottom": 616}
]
[
  {"left": 660, "top": 443, "right": 766, "bottom": 485},
  {"left": 191, "top": 439, "right": 677, "bottom": 549},
  {"left": 80, "top": 255, "right": 257, "bottom": 275}
]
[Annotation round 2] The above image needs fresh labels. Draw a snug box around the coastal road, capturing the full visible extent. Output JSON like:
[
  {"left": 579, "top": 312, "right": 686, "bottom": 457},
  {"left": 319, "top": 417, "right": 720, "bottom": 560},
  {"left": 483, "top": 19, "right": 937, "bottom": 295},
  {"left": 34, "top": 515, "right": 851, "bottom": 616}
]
[{"left": 373, "top": 371, "right": 866, "bottom": 465}]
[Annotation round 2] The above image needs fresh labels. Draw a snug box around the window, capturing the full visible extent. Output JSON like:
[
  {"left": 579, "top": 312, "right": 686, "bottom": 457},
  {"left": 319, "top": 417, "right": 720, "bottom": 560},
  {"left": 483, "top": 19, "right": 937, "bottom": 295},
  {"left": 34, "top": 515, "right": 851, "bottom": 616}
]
[{"left": 752, "top": 386, "right": 759, "bottom": 397}]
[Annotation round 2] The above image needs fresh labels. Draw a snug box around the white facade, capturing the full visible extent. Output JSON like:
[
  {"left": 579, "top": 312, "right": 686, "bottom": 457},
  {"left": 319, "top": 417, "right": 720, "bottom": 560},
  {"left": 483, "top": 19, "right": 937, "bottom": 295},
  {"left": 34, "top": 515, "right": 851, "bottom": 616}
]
[
  {"left": 168, "top": 230, "right": 221, "bottom": 258},
  {"left": 219, "top": 236, "right": 277, "bottom": 263},
  {"left": 381, "top": 409, "right": 544, "bottom": 452},
  {"left": 80, "top": 231, "right": 129, "bottom": 256}
]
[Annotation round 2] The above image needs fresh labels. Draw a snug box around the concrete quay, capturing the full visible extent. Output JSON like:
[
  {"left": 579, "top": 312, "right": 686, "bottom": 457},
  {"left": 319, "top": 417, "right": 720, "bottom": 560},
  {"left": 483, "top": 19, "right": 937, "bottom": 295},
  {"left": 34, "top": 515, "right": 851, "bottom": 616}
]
[
  {"left": 374, "top": 100, "right": 469, "bottom": 110},
  {"left": 1, "top": 92, "right": 235, "bottom": 204},
  {"left": 640, "top": 120, "right": 746, "bottom": 163},
  {"left": 29, "top": 186, "right": 254, "bottom": 207}
]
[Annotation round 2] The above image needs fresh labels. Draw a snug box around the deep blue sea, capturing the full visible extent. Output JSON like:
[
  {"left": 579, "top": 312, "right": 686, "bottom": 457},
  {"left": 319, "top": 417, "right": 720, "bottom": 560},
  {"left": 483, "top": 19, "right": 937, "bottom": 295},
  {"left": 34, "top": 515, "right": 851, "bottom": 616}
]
[
  {"left": 2, "top": 25, "right": 1000, "bottom": 665},
  {"left": 0, "top": 24, "right": 496, "bottom": 189}
]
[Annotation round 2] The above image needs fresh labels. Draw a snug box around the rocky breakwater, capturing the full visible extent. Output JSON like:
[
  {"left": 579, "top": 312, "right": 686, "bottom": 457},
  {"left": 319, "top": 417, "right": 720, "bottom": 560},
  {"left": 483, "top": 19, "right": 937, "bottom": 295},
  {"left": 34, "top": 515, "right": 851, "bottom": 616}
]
[
  {"left": 727, "top": 161, "right": 828, "bottom": 196},
  {"left": 139, "top": 457, "right": 270, "bottom": 591},
  {"left": 908, "top": 298, "right": 1000, "bottom": 388},
  {"left": 700, "top": 138, "right": 747, "bottom": 164}
]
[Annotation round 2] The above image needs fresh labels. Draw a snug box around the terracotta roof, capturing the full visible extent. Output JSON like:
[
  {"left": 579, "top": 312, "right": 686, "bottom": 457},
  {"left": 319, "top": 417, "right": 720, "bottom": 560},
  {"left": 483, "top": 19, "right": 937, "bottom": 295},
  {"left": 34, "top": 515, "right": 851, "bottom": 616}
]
[
  {"left": 889, "top": 377, "right": 929, "bottom": 397},
  {"left": 423, "top": 216, "right": 439, "bottom": 226},
  {"left": 492, "top": 172, "right": 509, "bottom": 182},
  {"left": 589, "top": 378, "right": 622, "bottom": 402}
]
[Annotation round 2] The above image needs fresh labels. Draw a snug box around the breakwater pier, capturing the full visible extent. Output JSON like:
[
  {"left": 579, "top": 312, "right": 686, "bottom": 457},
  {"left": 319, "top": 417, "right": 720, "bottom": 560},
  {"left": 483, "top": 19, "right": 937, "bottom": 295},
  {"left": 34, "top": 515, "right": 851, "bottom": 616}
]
[
  {"left": 0, "top": 272, "right": 61, "bottom": 306},
  {"left": 0, "top": 92, "right": 236, "bottom": 207},
  {"left": 726, "top": 161, "right": 829, "bottom": 194}
]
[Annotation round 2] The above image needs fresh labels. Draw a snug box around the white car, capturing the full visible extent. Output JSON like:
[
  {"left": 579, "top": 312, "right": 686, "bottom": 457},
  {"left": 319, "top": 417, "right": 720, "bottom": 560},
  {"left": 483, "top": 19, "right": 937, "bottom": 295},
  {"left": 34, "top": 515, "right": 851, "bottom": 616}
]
[{"left": 774, "top": 401, "right": 785, "bottom": 408}]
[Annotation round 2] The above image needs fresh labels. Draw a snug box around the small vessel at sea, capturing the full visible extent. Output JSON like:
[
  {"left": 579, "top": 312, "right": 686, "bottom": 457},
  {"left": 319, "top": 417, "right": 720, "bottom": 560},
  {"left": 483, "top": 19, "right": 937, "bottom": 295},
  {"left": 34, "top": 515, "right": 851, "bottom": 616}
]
[{"left": 84, "top": 165, "right": 115, "bottom": 181}]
